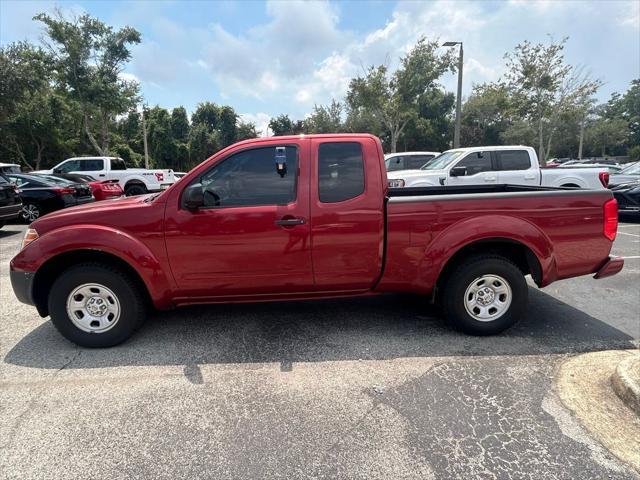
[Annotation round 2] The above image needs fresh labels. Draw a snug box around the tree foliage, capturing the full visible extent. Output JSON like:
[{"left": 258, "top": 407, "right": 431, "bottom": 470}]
[
  {"left": 345, "top": 37, "right": 455, "bottom": 152},
  {"left": 34, "top": 10, "right": 141, "bottom": 156}
]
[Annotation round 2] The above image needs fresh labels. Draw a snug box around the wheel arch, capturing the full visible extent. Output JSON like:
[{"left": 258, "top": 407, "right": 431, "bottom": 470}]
[
  {"left": 32, "top": 250, "right": 153, "bottom": 317},
  {"left": 435, "top": 238, "right": 544, "bottom": 296},
  {"left": 14, "top": 225, "right": 174, "bottom": 316},
  {"left": 417, "top": 215, "right": 558, "bottom": 293}
]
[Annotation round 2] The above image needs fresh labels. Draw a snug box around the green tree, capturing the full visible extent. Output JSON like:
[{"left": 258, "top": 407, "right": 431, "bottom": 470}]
[
  {"left": 170, "top": 107, "right": 189, "bottom": 143},
  {"left": 585, "top": 116, "right": 628, "bottom": 157},
  {"left": 401, "top": 89, "right": 455, "bottom": 151},
  {"left": 192, "top": 102, "right": 220, "bottom": 133},
  {"left": 34, "top": 10, "right": 141, "bottom": 156},
  {"left": 237, "top": 121, "right": 259, "bottom": 140},
  {"left": 218, "top": 106, "right": 238, "bottom": 147},
  {"left": 346, "top": 37, "right": 454, "bottom": 152},
  {"left": 305, "top": 100, "right": 344, "bottom": 133},
  {"left": 188, "top": 123, "right": 219, "bottom": 166},
  {"left": 0, "top": 42, "right": 76, "bottom": 169},
  {"left": 461, "top": 84, "right": 512, "bottom": 147},
  {"left": 503, "top": 37, "right": 602, "bottom": 164},
  {"left": 268, "top": 114, "right": 294, "bottom": 136}
]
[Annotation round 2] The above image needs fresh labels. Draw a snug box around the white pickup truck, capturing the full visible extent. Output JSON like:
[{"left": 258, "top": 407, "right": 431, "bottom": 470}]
[
  {"left": 387, "top": 146, "right": 609, "bottom": 189},
  {"left": 37, "top": 157, "right": 176, "bottom": 196}
]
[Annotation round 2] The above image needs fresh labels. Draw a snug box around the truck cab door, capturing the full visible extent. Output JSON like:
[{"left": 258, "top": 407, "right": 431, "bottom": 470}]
[
  {"left": 309, "top": 138, "right": 385, "bottom": 291},
  {"left": 448, "top": 151, "right": 497, "bottom": 185},
  {"left": 164, "top": 141, "right": 314, "bottom": 297},
  {"left": 495, "top": 150, "right": 539, "bottom": 185}
]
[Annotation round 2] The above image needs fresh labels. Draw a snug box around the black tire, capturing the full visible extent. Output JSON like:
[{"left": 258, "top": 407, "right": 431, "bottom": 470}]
[
  {"left": 125, "top": 183, "right": 147, "bottom": 196},
  {"left": 442, "top": 255, "right": 528, "bottom": 335},
  {"left": 48, "top": 263, "right": 146, "bottom": 347},
  {"left": 21, "top": 203, "right": 41, "bottom": 223}
]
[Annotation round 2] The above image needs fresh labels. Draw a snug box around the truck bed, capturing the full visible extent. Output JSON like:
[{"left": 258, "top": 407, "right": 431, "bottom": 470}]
[{"left": 380, "top": 184, "right": 615, "bottom": 293}]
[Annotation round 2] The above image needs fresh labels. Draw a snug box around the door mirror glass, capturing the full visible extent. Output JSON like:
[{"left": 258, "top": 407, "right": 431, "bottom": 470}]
[
  {"left": 450, "top": 166, "right": 467, "bottom": 177},
  {"left": 183, "top": 183, "right": 204, "bottom": 210}
]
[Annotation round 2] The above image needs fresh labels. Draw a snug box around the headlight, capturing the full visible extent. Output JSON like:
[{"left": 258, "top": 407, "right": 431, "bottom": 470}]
[
  {"left": 21, "top": 228, "right": 39, "bottom": 250},
  {"left": 388, "top": 179, "right": 405, "bottom": 188}
]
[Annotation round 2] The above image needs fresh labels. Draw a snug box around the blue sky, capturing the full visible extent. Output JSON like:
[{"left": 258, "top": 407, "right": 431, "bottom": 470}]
[{"left": 1, "top": 0, "right": 639, "bottom": 135}]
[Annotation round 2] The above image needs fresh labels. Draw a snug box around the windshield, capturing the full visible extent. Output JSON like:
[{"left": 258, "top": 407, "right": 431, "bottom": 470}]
[
  {"left": 620, "top": 162, "right": 640, "bottom": 175},
  {"left": 421, "top": 151, "right": 465, "bottom": 170}
]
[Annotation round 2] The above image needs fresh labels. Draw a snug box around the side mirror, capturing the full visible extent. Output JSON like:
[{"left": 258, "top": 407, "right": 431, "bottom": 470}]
[
  {"left": 450, "top": 166, "right": 467, "bottom": 177},
  {"left": 183, "top": 183, "right": 204, "bottom": 211},
  {"left": 53, "top": 168, "right": 62, "bottom": 174}
]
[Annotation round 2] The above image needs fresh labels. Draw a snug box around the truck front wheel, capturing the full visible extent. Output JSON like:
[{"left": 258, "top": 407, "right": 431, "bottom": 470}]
[
  {"left": 442, "top": 255, "right": 528, "bottom": 335},
  {"left": 48, "top": 263, "right": 146, "bottom": 347}
]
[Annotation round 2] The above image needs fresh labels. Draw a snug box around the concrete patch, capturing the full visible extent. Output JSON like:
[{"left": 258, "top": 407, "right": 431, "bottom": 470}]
[{"left": 555, "top": 350, "right": 640, "bottom": 474}]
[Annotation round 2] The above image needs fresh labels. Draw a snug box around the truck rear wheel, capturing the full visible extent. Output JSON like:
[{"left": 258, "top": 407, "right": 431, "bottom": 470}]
[
  {"left": 442, "top": 255, "right": 527, "bottom": 335},
  {"left": 48, "top": 263, "right": 146, "bottom": 347}
]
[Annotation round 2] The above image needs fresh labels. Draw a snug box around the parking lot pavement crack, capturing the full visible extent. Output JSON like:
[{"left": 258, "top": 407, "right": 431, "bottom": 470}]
[{"left": 2, "top": 348, "right": 82, "bottom": 449}]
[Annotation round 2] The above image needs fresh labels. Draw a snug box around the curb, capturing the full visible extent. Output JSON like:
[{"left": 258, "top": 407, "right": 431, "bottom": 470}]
[{"left": 611, "top": 355, "right": 640, "bottom": 416}]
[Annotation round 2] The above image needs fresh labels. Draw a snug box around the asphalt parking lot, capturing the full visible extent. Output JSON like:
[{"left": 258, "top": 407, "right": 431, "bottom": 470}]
[{"left": 1, "top": 221, "right": 639, "bottom": 479}]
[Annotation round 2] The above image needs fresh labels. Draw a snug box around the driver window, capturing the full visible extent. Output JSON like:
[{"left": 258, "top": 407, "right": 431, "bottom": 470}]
[
  {"left": 199, "top": 146, "right": 298, "bottom": 208},
  {"left": 456, "top": 152, "right": 492, "bottom": 176}
]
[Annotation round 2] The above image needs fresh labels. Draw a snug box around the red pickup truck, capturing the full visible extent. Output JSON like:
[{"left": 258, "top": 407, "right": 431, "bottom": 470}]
[{"left": 10, "top": 134, "right": 623, "bottom": 347}]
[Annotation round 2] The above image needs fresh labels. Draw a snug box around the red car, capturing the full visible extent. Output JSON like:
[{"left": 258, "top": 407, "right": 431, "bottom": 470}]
[
  {"left": 34, "top": 173, "right": 123, "bottom": 200},
  {"left": 10, "top": 134, "right": 622, "bottom": 347}
]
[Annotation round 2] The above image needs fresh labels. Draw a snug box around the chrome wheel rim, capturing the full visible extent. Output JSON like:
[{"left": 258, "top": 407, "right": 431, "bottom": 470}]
[
  {"left": 22, "top": 204, "right": 40, "bottom": 222},
  {"left": 463, "top": 274, "right": 512, "bottom": 322},
  {"left": 66, "top": 283, "right": 121, "bottom": 333}
]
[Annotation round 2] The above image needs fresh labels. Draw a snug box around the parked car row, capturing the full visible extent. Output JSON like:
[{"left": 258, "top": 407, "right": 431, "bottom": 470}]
[
  {"left": 385, "top": 146, "right": 610, "bottom": 190},
  {"left": 36, "top": 156, "right": 175, "bottom": 196},
  {"left": 0, "top": 155, "right": 180, "bottom": 224}
]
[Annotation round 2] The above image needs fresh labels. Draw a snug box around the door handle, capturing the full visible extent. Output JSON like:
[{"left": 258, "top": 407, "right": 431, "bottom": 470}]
[
  {"left": 524, "top": 174, "right": 536, "bottom": 180},
  {"left": 484, "top": 176, "right": 497, "bottom": 182},
  {"left": 275, "top": 217, "right": 305, "bottom": 227}
]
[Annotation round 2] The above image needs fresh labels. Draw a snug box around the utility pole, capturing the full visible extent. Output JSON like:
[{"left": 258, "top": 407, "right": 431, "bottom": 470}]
[
  {"left": 443, "top": 41, "right": 463, "bottom": 148},
  {"left": 141, "top": 105, "right": 149, "bottom": 169}
]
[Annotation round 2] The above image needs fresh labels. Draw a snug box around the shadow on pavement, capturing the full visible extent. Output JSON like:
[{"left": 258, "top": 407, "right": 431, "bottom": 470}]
[
  {"left": 0, "top": 228, "right": 21, "bottom": 239},
  {"left": 5, "top": 288, "right": 636, "bottom": 370}
]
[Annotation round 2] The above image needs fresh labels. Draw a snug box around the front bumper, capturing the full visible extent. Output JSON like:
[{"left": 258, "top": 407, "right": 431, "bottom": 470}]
[
  {"left": 10, "top": 270, "right": 35, "bottom": 305},
  {"left": 593, "top": 256, "right": 624, "bottom": 279}
]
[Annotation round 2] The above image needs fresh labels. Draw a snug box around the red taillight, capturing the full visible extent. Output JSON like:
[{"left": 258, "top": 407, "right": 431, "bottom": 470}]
[
  {"left": 53, "top": 187, "right": 75, "bottom": 195},
  {"left": 599, "top": 171, "right": 609, "bottom": 188},
  {"left": 603, "top": 198, "right": 618, "bottom": 241}
]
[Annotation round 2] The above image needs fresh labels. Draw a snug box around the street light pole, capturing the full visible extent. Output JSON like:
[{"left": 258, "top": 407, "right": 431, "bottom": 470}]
[{"left": 443, "top": 41, "right": 463, "bottom": 148}]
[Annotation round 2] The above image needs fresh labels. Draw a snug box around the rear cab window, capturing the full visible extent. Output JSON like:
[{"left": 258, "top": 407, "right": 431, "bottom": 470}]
[
  {"left": 496, "top": 150, "right": 532, "bottom": 171},
  {"left": 78, "top": 159, "right": 105, "bottom": 171},
  {"left": 111, "top": 158, "right": 126, "bottom": 170},
  {"left": 318, "top": 142, "right": 365, "bottom": 203}
]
